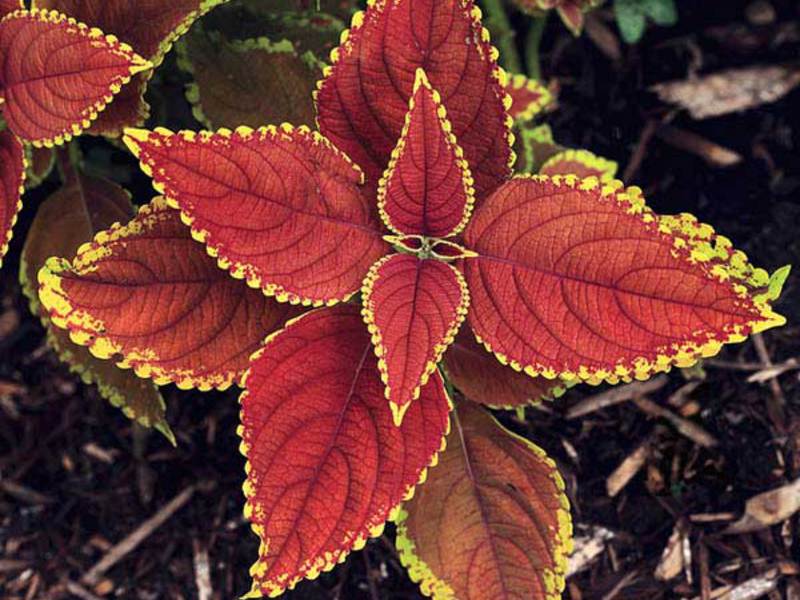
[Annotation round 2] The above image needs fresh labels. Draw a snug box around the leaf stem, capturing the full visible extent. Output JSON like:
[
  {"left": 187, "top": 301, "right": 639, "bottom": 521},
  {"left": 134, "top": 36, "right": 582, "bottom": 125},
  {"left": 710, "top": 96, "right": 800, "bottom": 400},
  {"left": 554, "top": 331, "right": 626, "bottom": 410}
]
[
  {"left": 481, "top": 0, "right": 523, "bottom": 74},
  {"left": 525, "top": 14, "right": 548, "bottom": 81}
]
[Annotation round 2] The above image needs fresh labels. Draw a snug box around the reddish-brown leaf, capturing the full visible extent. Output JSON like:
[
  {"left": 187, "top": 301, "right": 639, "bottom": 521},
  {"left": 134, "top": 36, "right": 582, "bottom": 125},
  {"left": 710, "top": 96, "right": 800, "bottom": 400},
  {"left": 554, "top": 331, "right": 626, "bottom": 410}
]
[
  {"left": 24, "top": 146, "right": 56, "bottom": 188},
  {"left": 21, "top": 173, "right": 173, "bottom": 441},
  {"left": 33, "top": 0, "right": 231, "bottom": 136},
  {"left": 178, "top": 30, "right": 320, "bottom": 129},
  {"left": 463, "top": 176, "right": 786, "bottom": 384},
  {"left": 396, "top": 400, "right": 572, "bottom": 600},
  {"left": 124, "top": 125, "right": 388, "bottom": 306},
  {"left": 0, "top": 0, "right": 22, "bottom": 18},
  {"left": 0, "top": 9, "right": 150, "bottom": 146},
  {"left": 444, "top": 329, "right": 567, "bottom": 409},
  {"left": 539, "top": 148, "right": 618, "bottom": 182},
  {"left": 378, "top": 69, "right": 475, "bottom": 238},
  {"left": 316, "top": 0, "right": 513, "bottom": 198},
  {"left": 362, "top": 253, "right": 468, "bottom": 424},
  {"left": 38, "top": 197, "right": 303, "bottom": 391},
  {"left": 0, "top": 129, "right": 24, "bottom": 267},
  {"left": 506, "top": 73, "right": 553, "bottom": 123},
  {"left": 240, "top": 304, "right": 451, "bottom": 596}
]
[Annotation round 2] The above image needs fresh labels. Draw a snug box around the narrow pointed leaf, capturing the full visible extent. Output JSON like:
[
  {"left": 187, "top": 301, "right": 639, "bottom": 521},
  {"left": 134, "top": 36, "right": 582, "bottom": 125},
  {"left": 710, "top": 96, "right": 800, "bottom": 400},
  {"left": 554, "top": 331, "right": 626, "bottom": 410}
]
[
  {"left": 0, "top": 129, "right": 24, "bottom": 267},
  {"left": 177, "top": 30, "right": 319, "bottom": 129},
  {"left": 378, "top": 69, "right": 475, "bottom": 238},
  {"left": 506, "top": 73, "right": 553, "bottom": 123},
  {"left": 444, "top": 329, "right": 568, "bottom": 409},
  {"left": 0, "top": 9, "right": 151, "bottom": 146},
  {"left": 124, "top": 126, "right": 387, "bottom": 306},
  {"left": 396, "top": 400, "right": 572, "bottom": 600},
  {"left": 33, "top": 0, "right": 231, "bottom": 136},
  {"left": 316, "top": 0, "right": 514, "bottom": 197},
  {"left": 362, "top": 253, "right": 469, "bottom": 424},
  {"left": 539, "top": 148, "right": 618, "bottom": 182},
  {"left": 240, "top": 304, "right": 451, "bottom": 596},
  {"left": 464, "top": 176, "right": 786, "bottom": 384},
  {"left": 21, "top": 171, "right": 173, "bottom": 441},
  {"left": 38, "top": 197, "right": 302, "bottom": 391}
]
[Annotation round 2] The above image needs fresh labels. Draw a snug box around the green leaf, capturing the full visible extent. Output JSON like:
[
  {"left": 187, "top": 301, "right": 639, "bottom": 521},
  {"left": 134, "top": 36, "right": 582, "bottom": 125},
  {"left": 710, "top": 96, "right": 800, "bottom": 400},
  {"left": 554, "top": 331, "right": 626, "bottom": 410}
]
[{"left": 614, "top": 0, "right": 677, "bottom": 43}]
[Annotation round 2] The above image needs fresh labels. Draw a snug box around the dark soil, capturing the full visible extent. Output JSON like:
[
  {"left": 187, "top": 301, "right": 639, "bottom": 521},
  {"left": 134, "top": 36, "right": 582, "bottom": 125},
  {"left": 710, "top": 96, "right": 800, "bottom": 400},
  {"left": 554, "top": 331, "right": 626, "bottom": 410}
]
[{"left": 1, "top": 1, "right": 799, "bottom": 598}]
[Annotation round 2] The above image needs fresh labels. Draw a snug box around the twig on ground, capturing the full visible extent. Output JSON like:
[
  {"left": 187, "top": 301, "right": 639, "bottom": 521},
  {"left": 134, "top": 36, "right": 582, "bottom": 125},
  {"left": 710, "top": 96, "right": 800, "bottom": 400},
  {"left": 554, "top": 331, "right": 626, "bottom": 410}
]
[
  {"left": 633, "top": 397, "right": 718, "bottom": 448},
  {"left": 193, "top": 539, "right": 213, "bottom": 600},
  {"left": 607, "top": 437, "right": 652, "bottom": 497},
  {"left": 567, "top": 376, "right": 669, "bottom": 419}
]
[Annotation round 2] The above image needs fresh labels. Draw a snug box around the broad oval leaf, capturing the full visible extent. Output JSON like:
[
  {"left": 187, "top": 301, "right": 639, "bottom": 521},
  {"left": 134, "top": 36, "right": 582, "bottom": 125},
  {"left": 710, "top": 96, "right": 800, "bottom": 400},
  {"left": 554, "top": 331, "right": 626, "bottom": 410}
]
[
  {"left": 240, "top": 304, "right": 451, "bottom": 596},
  {"left": 378, "top": 69, "right": 475, "bottom": 238},
  {"left": 444, "top": 329, "right": 567, "bottom": 409},
  {"left": 33, "top": 0, "right": 230, "bottom": 136},
  {"left": 124, "top": 125, "right": 388, "bottom": 306},
  {"left": 177, "top": 29, "right": 319, "bottom": 129},
  {"left": 506, "top": 73, "right": 553, "bottom": 123},
  {"left": 21, "top": 170, "right": 173, "bottom": 441},
  {"left": 396, "top": 400, "right": 572, "bottom": 600},
  {"left": 316, "top": 0, "right": 514, "bottom": 198},
  {"left": 539, "top": 148, "right": 618, "bottom": 182},
  {"left": 0, "top": 9, "right": 151, "bottom": 146},
  {"left": 38, "top": 196, "right": 302, "bottom": 391},
  {"left": 362, "top": 253, "right": 469, "bottom": 424},
  {"left": 463, "top": 175, "right": 787, "bottom": 384},
  {"left": 0, "top": 129, "right": 25, "bottom": 267}
]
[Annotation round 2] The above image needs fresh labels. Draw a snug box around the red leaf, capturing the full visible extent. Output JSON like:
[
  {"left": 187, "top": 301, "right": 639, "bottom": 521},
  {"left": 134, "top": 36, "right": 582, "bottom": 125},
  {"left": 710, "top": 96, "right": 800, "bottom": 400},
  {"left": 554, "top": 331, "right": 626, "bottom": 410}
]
[
  {"left": 240, "top": 304, "right": 451, "bottom": 596},
  {"left": 506, "top": 73, "right": 553, "bottom": 123},
  {"left": 539, "top": 148, "right": 618, "bottom": 181},
  {"left": 316, "top": 0, "right": 513, "bottom": 198},
  {"left": 38, "top": 197, "right": 303, "bottom": 390},
  {"left": 0, "top": 0, "right": 21, "bottom": 18},
  {"left": 0, "top": 9, "right": 151, "bottom": 146},
  {"left": 463, "top": 176, "right": 787, "bottom": 384},
  {"left": 377, "top": 69, "right": 475, "bottom": 238},
  {"left": 34, "top": 0, "right": 230, "bottom": 136},
  {"left": 396, "top": 400, "right": 572, "bottom": 599},
  {"left": 0, "top": 129, "right": 25, "bottom": 266},
  {"left": 124, "top": 125, "right": 387, "bottom": 306},
  {"left": 362, "top": 253, "right": 468, "bottom": 424},
  {"left": 444, "top": 329, "right": 567, "bottom": 409}
]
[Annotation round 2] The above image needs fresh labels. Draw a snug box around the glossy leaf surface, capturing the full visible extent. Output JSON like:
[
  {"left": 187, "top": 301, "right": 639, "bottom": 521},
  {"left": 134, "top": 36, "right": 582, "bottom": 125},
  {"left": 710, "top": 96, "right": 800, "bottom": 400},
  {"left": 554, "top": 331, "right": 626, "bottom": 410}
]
[
  {"left": 464, "top": 176, "right": 786, "bottom": 384},
  {"left": 396, "top": 400, "right": 572, "bottom": 600},
  {"left": 241, "top": 304, "right": 450, "bottom": 596},
  {"left": 0, "top": 129, "right": 24, "bottom": 266},
  {"left": 378, "top": 69, "right": 474, "bottom": 238},
  {"left": 316, "top": 0, "right": 513, "bottom": 198},
  {"left": 178, "top": 31, "right": 319, "bottom": 129},
  {"left": 21, "top": 171, "right": 173, "bottom": 440},
  {"left": 124, "top": 126, "right": 387, "bottom": 305},
  {"left": 539, "top": 148, "right": 618, "bottom": 182},
  {"left": 38, "top": 197, "right": 302, "bottom": 390},
  {"left": 506, "top": 73, "right": 552, "bottom": 123},
  {"left": 0, "top": 9, "right": 150, "bottom": 146},
  {"left": 33, "top": 0, "right": 230, "bottom": 136},
  {"left": 444, "top": 329, "right": 566, "bottom": 409},
  {"left": 363, "top": 253, "right": 468, "bottom": 424}
]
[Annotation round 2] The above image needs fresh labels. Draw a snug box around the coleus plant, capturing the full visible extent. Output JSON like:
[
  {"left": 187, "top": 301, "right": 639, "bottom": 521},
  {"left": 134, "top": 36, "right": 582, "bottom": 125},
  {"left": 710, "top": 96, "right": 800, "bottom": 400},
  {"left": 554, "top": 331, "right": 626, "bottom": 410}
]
[{"left": 0, "top": 0, "right": 787, "bottom": 598}]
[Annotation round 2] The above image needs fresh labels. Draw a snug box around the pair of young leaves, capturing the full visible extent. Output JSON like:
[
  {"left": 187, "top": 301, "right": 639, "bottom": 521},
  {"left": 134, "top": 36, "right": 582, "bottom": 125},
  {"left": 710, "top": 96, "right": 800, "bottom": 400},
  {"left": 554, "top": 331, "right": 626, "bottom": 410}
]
[{"left": 21, "top": 0, "right": 790, "bottom": 598}]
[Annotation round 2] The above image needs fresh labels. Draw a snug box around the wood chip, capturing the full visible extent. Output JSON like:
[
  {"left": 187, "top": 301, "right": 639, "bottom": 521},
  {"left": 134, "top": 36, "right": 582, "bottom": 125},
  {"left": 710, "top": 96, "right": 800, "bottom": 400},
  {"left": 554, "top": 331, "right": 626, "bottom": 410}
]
[
  {"left": 724, "top": 478, "right": 800, "bottom": 534},
  {"left": 717, "top": 568, "right": 781, "bottom": 600},
  {"left": 193, "top": 540, "right": 213, "bottom": 600},
  {"left": 607, "top": 438, "right": 651, "bottom": 497},
  {"left": 652, "top": 66, "right": 800, "bottom": 119},
  {"left": 655, "top": 521, "right": 691, "bottom": 582},
  {"left": 633, "top": 396, "right": 718, "bottom": 448},
  {"left": 656, "top": 125, "right": 742, "bottom": 167},
  {"left": 567, "top": 375, "right": 669, "bottom": 419},
  {"left": 567, "top": 525, "right": 616, "bottom": 576}
]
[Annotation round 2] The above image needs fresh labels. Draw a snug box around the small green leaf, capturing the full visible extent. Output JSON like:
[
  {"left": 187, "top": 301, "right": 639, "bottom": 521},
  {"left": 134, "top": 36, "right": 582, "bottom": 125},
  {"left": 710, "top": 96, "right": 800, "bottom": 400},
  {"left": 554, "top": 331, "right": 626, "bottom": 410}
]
[
  {"left": 642, "top": 0, "right": 677, "bottom": 25},
  {"left": 614, "top": 0, "right": 647, "bottom": 43}
]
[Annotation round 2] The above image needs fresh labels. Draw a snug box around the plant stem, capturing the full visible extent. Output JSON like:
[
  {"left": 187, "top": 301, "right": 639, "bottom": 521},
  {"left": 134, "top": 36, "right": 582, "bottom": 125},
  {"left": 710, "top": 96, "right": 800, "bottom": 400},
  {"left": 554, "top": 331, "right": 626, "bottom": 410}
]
[
  {"left": 481, "top": 0, "right": 523, "bottom": 74},
  {"left": 525, "top": 14, "right": 548, "bottom": 80}
]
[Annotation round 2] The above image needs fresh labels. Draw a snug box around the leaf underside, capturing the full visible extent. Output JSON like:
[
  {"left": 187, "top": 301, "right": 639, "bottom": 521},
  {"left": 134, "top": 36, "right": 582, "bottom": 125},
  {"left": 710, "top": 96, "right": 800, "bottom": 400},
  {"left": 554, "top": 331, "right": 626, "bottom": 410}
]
[
  {"left": 0, "top": 129, "right": 25, "bottom": 267},
  {"left": 463, "top": 175, "right": 785, "bottom": 384},
  {"left": 0, "top": 9, "right": 149, "bottom": 146},
  {"left": 33, "top": 0, "right": 231, "bottom": 136},
  {"left": 362, "top": 253, "right": 468, "bottom": 423},
  {"left": 396, "top": 400, "right": 572, "bottom": 600},
  {"left": 124, "top": 125, "right": 387, "bottom": 306},
  {"left": 240, "top": 304, "right": 451, "bottom": 597},
  {"left": 316, "top": 0, "right": 513, "bottom": 198},
  {"left": 21, "top": 172, "right": 173, "bottom": 440},
  {"left": 38, "top": 197, "right": 302, "bottom": 391}
]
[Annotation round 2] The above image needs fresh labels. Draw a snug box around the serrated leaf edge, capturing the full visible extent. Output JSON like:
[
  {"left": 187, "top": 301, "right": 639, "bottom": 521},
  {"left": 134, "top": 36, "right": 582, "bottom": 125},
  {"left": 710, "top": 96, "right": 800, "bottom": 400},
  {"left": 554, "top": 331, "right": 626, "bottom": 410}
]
[
  {"left": 0, "top": 131, "right": 26, "bottom": 267},
  {"left": 507, "top": 72, "right": 553, "bottom": 123},
  {"left": 540, "top": 147, "right": 618, "bottom": 181}
]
